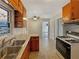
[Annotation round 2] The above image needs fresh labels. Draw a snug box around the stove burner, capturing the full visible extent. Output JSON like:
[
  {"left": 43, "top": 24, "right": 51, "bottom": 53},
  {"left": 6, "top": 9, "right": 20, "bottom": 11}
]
[
  {"left": 66, "top": 40, "right": 79, "bottom": 43},
  {"left": 58, "top": 36, "right": 71, "bottom": 38}
]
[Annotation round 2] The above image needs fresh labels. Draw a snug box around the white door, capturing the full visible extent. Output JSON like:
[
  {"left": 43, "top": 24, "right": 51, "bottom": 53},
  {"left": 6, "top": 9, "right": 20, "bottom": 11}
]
[{"left": 42, "top": 21, "right": 49, "bottom": 39}]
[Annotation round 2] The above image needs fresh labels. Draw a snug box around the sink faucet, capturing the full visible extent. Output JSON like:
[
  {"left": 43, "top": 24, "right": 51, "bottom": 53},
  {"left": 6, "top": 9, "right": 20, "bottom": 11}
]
[
  {"left": 2, "top": 38, "right": 6, "bottom": 47},
  {"left": 1, "top": 37, "right": 16, "bottom": 47}
]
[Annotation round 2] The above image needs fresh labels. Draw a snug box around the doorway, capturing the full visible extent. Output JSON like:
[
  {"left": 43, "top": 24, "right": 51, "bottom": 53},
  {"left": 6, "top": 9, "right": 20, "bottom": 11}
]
[{"left": 42, "top": 20, "right": 49, "bottom": 40}]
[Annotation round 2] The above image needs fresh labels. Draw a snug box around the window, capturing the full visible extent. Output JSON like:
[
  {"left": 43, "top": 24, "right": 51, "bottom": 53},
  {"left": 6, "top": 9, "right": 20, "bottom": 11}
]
[{"left": 0, "top": 5, "right": 10, "bottom": 35}]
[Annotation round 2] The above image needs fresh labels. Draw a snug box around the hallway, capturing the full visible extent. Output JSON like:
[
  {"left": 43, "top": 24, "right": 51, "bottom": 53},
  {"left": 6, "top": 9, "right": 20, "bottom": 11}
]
[{"left": 29, "top": 38, "right": 59, "bottom": 59}]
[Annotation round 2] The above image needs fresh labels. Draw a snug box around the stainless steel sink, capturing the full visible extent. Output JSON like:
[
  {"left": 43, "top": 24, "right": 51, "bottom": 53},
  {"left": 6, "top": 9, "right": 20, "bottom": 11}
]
[
  {"left": 2, "top": 46, "right": 21, "bottom": 59},
  {"left": 3, "top": 55, "right": 17, "bottom": 59},
  {"left": 6, "top": 46, "right": 21, "bottom": 54},
  {"left": 0, "top": 49, "right": 4, "bottom": 59},
  {"left": 12, "top": 40, "right": 25, "bottom": 46},
  {"left": 2, "top": 40, "right": 25, "bottom": 59},
  {"left": 0, "top": 39, "right": 25, "bottom": 59}
]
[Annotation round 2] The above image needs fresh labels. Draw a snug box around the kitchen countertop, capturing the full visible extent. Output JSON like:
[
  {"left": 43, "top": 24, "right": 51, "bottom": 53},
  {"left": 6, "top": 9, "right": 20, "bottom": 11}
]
[{"left": 16, "top": 34, "right": 39, "bottom": 59}]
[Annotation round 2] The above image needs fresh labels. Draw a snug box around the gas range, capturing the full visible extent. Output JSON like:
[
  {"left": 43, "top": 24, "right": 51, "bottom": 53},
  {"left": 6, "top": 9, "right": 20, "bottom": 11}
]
[
  {"left": 58, "top": 36, "right": 71, "bottom": 38},
  {"left": 66, "top": 40, "right": 79, "bottom": 43},
  {"left": 56, "top": 36, "right": 79, "bottom": 59},
  {"left": 58, "top": 36, "right": 79, "bottom": 43}
]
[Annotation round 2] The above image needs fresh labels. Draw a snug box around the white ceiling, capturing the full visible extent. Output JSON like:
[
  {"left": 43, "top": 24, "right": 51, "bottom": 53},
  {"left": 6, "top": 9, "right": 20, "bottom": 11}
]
[{"left": 22, "top": 0, "right": 69, "bottom": 18}]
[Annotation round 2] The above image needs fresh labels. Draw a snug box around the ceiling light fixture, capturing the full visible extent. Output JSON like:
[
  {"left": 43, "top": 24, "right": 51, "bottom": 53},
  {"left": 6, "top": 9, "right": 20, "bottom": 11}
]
[
  {"left": 45, "top": 0, "right": 52, "bottom": 2},
  {"left": 33, "top": 16, "right": 40, "bottom": 21},
  {"left": 23, "top": 17, "right": 27, "bottom": 20},
  {"left": 33, "top": 16, "right": 37, "bottom": 20}
]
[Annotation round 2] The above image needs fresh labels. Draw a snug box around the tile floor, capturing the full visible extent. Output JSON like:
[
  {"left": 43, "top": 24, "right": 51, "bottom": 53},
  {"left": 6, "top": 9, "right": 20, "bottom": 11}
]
[{"left": 29, "top": 38, "right": 60, "bottom": 59}]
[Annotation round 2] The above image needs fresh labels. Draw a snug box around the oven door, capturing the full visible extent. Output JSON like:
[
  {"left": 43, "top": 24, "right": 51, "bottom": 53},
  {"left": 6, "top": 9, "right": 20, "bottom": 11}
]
[{"left": 56, "top": 38, "right": 71, "bottom": 59}]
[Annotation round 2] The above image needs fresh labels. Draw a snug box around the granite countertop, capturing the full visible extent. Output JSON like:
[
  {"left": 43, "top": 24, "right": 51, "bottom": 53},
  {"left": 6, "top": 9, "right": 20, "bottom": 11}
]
[{"left": 16, "top": 34, "right": 39, "bottom": 59}]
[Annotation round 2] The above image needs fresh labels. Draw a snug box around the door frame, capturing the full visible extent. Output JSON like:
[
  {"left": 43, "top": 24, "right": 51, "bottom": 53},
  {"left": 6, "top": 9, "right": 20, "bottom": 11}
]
[{"left": 41, "top": 18, "right": 50, "bottom": 39}]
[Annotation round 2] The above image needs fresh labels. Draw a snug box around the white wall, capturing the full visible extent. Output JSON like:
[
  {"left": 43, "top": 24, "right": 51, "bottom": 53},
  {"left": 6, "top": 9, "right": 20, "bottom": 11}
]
[
  {"left": 50, "top": 18, "right": 55, "bottom": 40},
  {"left": 27, "top": 18, "right": 56, "bottom": 40},
  {"left": 53, "top": 9, "right": 62, "bottom": 39},
  {"left": 27, "top": 18, "right": 42, "bottom": 37}
]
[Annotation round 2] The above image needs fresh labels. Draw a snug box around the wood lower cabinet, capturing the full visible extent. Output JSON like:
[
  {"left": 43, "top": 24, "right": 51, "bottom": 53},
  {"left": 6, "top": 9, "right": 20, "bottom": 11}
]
[
  {"left": 30, "top": 36, "right": 39, "bottom": 51},
  {"left": 21, "top": 41, "right": 30, "bottom": 59},
  {"left": 20, "top": 36, "right": 39, "bottom": 59}
]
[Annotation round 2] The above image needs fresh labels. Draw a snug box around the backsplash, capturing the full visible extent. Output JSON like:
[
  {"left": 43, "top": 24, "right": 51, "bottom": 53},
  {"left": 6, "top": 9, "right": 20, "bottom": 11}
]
[
  {"left": 13, "top": 28, "right": 27, "bottom": 40},
  {"left": 13, "top": 28, "right": 27, "bottom": 35},
  {"left": 64, "top": 24, "right": 79, "bottom": 33}
]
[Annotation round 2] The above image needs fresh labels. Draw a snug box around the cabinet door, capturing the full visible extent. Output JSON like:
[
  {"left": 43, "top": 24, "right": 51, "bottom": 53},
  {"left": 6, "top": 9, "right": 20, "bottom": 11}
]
[
  {"left": 23, "top": 8, "right": 26, "bottom": 17},
  {"left": 8, "top": 0, "right": 18, "bottom": 9},
  {"left": 62, "top": 3, "right": 71, "bottom": 19},
  {"left": 62, "top": 3, "right": 73, "bottom": 23},
  {"left": 21, "top": 41, "right": 30, "bottom": 59},
  {"left": 18, "top": 0, "right": 22, "bottom": 13},
  {"left": 35, "top": 39, "right": 39, "bottom": 51},
  {"left": 30, "top": 37, "right": 39, "bottom": 51},
  {"left": 71, "top": 1, "right": 79, "bottom": 19}
]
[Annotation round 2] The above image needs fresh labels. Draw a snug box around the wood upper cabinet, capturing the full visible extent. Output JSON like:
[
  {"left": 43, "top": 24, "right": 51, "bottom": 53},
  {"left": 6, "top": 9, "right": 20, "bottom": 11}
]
[
  {"left": 71, "top": 0, "right": 79, "bottom": 19},
  {"left": 8, "top": 0, "right": 19, "bottom": 9},
  {"left": 62, "top": 3, "right": 71, "bottom": 19},
  {"left": 7, "top": 0, "right": 26, "bottom": 27},
  {"left": 62, "top": 3, "right": 74, "bottom": 23},
  {"left": 7, "top": 0, "right": 26, "bottom": 15},
  {"left": 23, "top": 7, "right": 26, "bottom": 17},
  {"left": 18, "top": 0, "right": 23, "bottom": 14},
  {"left": 62, "top": 0, "right": 79, "bottom": 23}
]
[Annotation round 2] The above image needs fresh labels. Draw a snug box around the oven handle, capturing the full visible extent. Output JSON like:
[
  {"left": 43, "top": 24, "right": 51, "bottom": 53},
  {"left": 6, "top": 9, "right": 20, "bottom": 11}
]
[{"left": 66, "top": 46, "right": 70, "bottom": 50}]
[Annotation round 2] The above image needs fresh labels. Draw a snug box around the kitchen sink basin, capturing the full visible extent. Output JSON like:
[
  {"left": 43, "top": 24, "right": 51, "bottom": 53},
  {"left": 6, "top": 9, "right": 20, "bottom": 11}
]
[
  {"left": 0, "top": 48, "right": 4, "bottom": 59},
  {"left": 3, "top": 53, "right": 17, "bottom": 59},
  {"left": 12, "top": 40, "right": 25, "bottom": 46},
  {"left": 5, "top": 46, "right": 21, "bottom": 54},
  {"left": 1, "top": 46, "right": 21, "bottom": 59},
  {"left": 0, "top": 40, "right": 25, "bottom": 59},
  {"left": 2, "top": 40, "right": 25, "bottom": 59}
]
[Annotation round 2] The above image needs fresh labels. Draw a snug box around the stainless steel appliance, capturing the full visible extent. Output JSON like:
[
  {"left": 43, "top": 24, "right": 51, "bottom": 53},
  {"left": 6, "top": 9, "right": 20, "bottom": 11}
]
[
  {"left": 56, "top": 37, "right": 71, "bottom": 59},
  {"left": 56, "top": 36, "right": 79, "bottom": 59}
]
